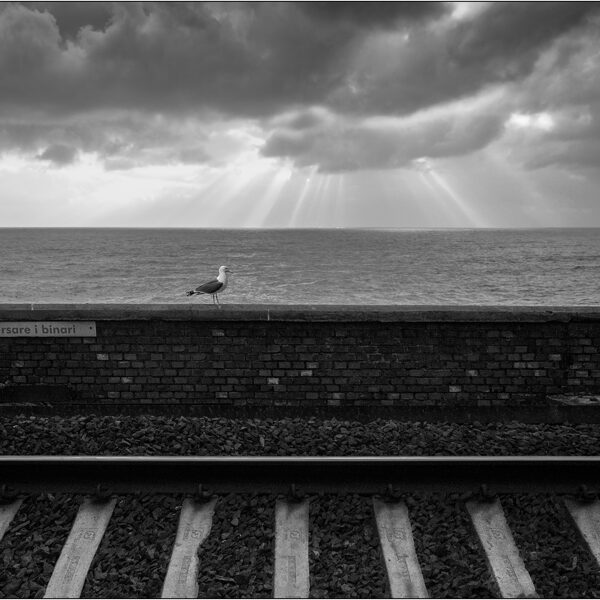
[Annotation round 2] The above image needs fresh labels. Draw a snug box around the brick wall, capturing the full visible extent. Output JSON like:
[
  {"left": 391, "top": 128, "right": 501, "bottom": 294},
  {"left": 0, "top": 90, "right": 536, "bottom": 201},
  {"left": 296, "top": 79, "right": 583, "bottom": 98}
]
[{"left": 1, "top": 305, "right": 599, "bottom": 406}]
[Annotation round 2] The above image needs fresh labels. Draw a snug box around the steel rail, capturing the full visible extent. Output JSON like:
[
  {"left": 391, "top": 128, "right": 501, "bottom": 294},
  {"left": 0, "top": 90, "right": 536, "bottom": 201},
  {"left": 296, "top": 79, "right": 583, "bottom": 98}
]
[{"left": 1, "top": 456, "right": 600, "bottom": 495}]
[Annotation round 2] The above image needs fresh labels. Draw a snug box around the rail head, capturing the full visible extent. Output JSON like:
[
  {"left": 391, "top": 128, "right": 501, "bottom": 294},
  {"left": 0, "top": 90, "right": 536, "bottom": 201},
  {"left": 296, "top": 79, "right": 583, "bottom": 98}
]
[{"left": 1, "top": 456, "right": 600, "bottom": 495}]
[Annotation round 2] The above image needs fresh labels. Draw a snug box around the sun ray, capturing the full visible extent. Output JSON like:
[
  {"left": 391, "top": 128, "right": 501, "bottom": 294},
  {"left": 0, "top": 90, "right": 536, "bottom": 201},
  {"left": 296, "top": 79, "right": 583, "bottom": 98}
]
[
  {"left": 391, "top": 170, "right": 437, "bottom": 227},
  {"left": 306, "top": 173, "right": 332, "bottom": 226},
  {"left": 417, "top": 171, "right": 464, "bottom": 226},
  {"left": 195, "top": 160, "right": 274, "bottom": 226},
  {"left": 427, "top": 169, "right": 486, "bottom": 227},
  {"left": 331, "top": 173, "right": 345, "bottom": 226},
  {"left": 243, "top": 164, "right": 294, "bottom": 227},
  {"left": 413, "top": 157, "right": 487, "bottom": 228},
  {"left": 289, "top": 166, "right": 318, "bottom": 227}
]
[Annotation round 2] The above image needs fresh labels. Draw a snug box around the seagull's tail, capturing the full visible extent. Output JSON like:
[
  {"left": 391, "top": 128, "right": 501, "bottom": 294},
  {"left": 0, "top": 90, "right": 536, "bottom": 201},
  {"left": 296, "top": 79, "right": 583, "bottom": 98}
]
[{"left": 186, "top": 290, "right": 196, "bottom": 296}]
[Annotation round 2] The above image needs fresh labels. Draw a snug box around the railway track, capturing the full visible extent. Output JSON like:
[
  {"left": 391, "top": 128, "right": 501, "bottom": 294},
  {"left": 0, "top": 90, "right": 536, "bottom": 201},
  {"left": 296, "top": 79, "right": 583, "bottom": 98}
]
[{"left": 1, "top": 456, "right": 600, "bottom": 598}]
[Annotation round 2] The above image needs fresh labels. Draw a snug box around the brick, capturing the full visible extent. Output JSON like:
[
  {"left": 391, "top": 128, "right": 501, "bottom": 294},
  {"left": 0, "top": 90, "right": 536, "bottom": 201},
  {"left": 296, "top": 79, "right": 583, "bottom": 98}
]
[{"left": 0, "top": 314, "right": 598, "bottom": 407}]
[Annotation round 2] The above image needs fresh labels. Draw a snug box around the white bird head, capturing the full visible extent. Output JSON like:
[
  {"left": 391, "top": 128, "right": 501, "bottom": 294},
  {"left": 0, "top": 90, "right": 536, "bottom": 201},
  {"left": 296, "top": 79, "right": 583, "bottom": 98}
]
[{"left": 219, "top": 266, "right": 231, "bottom": 274}]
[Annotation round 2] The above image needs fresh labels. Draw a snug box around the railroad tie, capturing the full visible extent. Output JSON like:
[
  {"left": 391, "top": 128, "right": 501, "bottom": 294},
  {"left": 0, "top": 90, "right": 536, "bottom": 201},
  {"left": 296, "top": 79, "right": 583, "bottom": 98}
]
[
  {"left": 161, "top": 497, "right": 217, "bottom": 598},
  {"left": 466, "top": 498, "right": 537, "bottom": 599},
  {"left": 564, "top": 497, "right": 600, "bottom": 568},
  {"left": 373, "top": 497, "right": 428, "bottom": 599},
  {"left": 0, "top": 498, "right": 22, "bottom": 543},
  {"left": 274, "top": 498, "right": 310, "bottom": 598},
  {"left": 44, "top": 496, "right": 116, "bottom": 599}
]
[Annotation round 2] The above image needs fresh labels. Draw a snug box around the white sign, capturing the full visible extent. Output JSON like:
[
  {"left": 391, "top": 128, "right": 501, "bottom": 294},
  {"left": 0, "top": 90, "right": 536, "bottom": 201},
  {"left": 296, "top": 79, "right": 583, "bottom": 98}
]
[{"left": 0, "top": 321, "right": 96, "bottom": 337}]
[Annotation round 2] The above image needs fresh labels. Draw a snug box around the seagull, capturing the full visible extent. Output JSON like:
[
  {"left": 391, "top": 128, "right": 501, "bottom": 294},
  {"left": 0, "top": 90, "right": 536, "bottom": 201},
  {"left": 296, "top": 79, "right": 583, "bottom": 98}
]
[{"left": 186, "top": 266, "right": 231, "bottom": 305}]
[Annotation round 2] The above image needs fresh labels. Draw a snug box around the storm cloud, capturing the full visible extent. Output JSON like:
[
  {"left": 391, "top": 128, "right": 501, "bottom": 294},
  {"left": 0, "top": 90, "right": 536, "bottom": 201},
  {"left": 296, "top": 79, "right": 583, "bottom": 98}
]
[
  {"left": 263, "top": 91, "right": 508, "bottom": 171},
  {"left": 1, "top": 1, "right": 600, "bottom": 173},
  {"left": 37, "top": 143, "right": 78, "bottom": 166}
]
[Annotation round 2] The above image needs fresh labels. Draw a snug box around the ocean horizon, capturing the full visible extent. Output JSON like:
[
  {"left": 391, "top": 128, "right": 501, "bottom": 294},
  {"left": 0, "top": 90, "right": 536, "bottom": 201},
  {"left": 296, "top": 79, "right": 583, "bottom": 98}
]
[{"left": 1, "top": 227, "right": 599, "bottom": 306}]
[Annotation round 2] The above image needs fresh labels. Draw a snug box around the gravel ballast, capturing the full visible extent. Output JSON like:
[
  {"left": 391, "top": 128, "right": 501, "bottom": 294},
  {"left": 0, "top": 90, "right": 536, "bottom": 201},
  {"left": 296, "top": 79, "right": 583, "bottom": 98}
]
[
  {"left": 1, "top": 415, "right": 600, "bottom": 456},
  {"left": 406, "top": 492, "right": 494, "bottom": 599},
  {"left": 197, "top": 493, "right": 274, "bottom": 598},
  {"left": 2, "top": 415, "right": 600, "bottom": 598},
  {"left": 81, "top": 494, "right": 181, "bottom": 599},
  {"left": 309, "top": 494, "right": 386, "bottom": 599},
  {"left": 502, "top": 494, "right": 600, "bottom": 598},
  {"left": 0, "top": 494, "right": 79, "bottom": 599}
]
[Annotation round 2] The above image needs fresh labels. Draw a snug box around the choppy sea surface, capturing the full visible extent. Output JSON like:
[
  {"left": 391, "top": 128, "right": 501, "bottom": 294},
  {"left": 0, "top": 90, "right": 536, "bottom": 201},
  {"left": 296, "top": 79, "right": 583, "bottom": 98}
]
[{"left": 0, "top": 228, "right": 599, "bottom": 305}]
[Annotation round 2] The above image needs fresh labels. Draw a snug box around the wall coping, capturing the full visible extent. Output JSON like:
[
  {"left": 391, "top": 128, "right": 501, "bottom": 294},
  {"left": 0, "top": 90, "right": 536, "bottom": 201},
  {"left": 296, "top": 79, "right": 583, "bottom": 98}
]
[{"left": 0, "top": 304, "right": 599, "bottom": 322}]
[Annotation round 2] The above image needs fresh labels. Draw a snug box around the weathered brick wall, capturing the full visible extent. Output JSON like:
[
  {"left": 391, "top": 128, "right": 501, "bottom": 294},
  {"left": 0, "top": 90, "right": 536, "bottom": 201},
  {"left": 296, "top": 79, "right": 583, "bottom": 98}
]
[{"left": 0, "top": 306, "right": 599, "bottom": 406}]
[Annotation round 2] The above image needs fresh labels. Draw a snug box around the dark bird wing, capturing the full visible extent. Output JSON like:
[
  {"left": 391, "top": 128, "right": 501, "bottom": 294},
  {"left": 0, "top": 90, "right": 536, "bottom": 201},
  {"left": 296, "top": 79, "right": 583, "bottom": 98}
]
[{"left": 194, "top": 278, "right": 224, "bottom": 294}]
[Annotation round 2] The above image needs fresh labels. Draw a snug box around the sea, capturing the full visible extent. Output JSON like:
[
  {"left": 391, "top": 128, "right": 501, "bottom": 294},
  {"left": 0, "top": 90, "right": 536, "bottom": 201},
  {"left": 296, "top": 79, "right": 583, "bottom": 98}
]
[{"left": 1, "top": 228, "right": 599, "bottom": 305}]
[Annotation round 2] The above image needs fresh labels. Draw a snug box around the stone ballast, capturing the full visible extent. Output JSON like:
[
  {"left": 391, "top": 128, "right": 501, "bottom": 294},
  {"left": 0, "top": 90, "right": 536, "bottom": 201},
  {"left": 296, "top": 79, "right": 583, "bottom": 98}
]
[{"left": 0, "top": 305, "right": 599, "bottom": 407}]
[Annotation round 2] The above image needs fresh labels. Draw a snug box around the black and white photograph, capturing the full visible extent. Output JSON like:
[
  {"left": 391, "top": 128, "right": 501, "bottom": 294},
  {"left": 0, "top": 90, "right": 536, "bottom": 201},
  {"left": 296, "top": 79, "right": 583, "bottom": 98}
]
[{"left": 1, "top": 1, "right": 600, "bottom": 598}]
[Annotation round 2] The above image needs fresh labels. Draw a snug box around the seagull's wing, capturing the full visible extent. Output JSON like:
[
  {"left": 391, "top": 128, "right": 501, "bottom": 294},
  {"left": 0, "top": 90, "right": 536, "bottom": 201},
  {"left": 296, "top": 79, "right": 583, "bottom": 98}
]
[{"left": 194, "top": 278, "right": 224, "bottom": 294}]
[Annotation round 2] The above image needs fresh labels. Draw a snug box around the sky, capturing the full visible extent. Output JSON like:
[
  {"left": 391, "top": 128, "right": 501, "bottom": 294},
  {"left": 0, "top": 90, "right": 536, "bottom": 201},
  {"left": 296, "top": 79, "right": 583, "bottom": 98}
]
[{"left": 1, "top": 1, "right": 600, "bottom": 228}]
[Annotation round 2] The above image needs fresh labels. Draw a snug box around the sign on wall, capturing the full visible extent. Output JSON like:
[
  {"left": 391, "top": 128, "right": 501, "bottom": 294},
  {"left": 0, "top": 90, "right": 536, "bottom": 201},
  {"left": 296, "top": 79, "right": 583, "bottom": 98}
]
[{"left": 0, "top": 322, "right": 97, "bottom": 337}]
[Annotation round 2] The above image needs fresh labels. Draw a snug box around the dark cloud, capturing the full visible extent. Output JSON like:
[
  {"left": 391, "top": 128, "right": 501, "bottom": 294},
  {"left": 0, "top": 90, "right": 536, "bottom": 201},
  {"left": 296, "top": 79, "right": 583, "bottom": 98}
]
[
  {"left": 1, "top": 2, "right": 600, "bottom": 173},
  {"left": 272, "top": 108, "right": 333, "bottom": 131},
  {"left": 298, "top": 2, "right": 450, "bottom": 28},
  {"left": 524, "top": 141, "right": 600, "bottom": 170},
  {"left": 2, "top": 2, "right": 596, "bottom": 119},
  {"left": 177, "top": 146, "right": 211, "bottom": 164},
  {"left": 23, "top": 2, "right": 113, "bottom": 38},
  {"left": 0, "top": 114, "right": 131, "bottom": 155},
  {"left": 37, "top": 143, "right": 78, "bottom": 165},
  {"left": 263, "top": 96, "right": 507, "bottom": 172},
  {"left": 0, "top": 111, "right": 210, "bottom": 171},
  {"left": 0, "top": 118, "right": 104, "bottom": 161},
  {"left": 0, "top": 2, "right": 348, "bottom": 116},
  {"left": 4, "top": 2, "right": 328, "bottom": 119},
  {"left": 329, "top": 2, "right": 600, "bottom": 116},
  {"left": 502, "top": 102, "right": 600, "bottom": 171},
  {"left": 448, "top": 2, "right": 597, "bottom": 77},
  {"left": 495, "top": 21, "right": 600, "bottom": 173}
]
